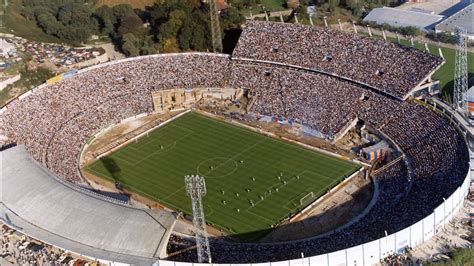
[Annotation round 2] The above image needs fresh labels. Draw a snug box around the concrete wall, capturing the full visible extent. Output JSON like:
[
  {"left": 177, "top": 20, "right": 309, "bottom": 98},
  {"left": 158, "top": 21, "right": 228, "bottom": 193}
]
[
  {"left": 71, "top": 52, "right": 108, "bottom": 69},
  {"left": 0, "top": 53, "right": 470, "bottom": 265},
  {"left": 155, "top": 170, "right": 470, "bottom": 266},
  {"left": 0, "top": 74, "right": 20, "bottom": 90}
]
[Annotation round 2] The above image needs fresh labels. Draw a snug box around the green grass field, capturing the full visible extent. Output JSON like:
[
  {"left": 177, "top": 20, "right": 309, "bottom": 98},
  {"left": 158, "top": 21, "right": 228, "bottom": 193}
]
[
  {"left": 388, "top": 36, "right": 474, "bottom": 102},
  {"left": 2, "top": 0, "right": 62, "bottom": 43},
  {"left": 361, "top": 33, "right": 474, "bottom": 102},
  {"left": 86, "top": 112, "right": 359, "bottom": 240}
]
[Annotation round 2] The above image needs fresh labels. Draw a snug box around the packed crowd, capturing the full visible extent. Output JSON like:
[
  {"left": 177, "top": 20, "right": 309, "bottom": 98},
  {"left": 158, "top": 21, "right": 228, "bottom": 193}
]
[
  {"left": 233, "top": 20, "right": 443, "bottom": 99},
  {"left": 1, "top": 53, "right": 230, "bottom": 182},
  {"left": 167, "top": 234, "right": 197, "bottom": 259},
  {"left": 229, "top": 61, "right": 403, "bottom": 137},
  {"left": 0, "top": 47, "right": 468, "bottom": 263},
  {"left": 167, "top": 61, "right": 468, "bottom": 262},
  {"left": 168, "top": 143, "right": 466, "bottom": 263}
]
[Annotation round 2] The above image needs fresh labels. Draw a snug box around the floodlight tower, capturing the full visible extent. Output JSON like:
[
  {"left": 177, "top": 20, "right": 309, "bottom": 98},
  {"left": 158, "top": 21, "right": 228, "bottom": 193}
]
[
  {"left": 209, "top": 0, "right": 223, "bottom": 53},
  {"left": 453, "top": 26, "right": 468, "bottom": 110},
  {"left": 185, "top": 175, "right": 212, "bottom": 263}
]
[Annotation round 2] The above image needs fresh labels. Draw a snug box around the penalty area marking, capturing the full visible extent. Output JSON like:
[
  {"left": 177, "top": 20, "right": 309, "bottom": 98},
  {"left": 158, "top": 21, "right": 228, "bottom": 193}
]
[
  {"left": 281, "top": 170, "right": 340, "bottom": 211},
  {"left": 196, "top": 157, "right": 239, "bottom": 178},
  {"left": 112, "top": 130, "right": 194, "bottom": 166},
  {"left": 246, "top": 209, "right": 277, "bottom": 224},
  {"left": 112, "top": 141, "right": 177, "bottom": 166},
  {"left": 161, "top": 186, "right": 186, "bottom": 202},
  {"left": 196, "top": 138, "right": 266, "bottom": 179}
]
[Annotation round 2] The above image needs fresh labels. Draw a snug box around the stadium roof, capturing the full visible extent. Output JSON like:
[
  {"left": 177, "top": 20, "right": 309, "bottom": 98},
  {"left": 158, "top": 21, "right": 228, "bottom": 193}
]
[
  {"left": 436, "top": 3, "right": 473, "bottom": 36},
  {"left": 363, "top": 7, "right": 444, "bottom": 31},
  {"left": 0, "top": 146, "right": 176, "bottom": 264}
]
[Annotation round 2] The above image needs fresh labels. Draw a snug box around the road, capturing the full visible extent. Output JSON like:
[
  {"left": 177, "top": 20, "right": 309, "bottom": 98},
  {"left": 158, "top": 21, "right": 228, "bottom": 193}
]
[{"left": 246, "top": 9, "right": 293, "bottom": 20}]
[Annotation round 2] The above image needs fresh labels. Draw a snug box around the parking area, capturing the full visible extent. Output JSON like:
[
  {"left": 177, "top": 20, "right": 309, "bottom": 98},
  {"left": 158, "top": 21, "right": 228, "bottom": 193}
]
[{"left": 0, "top": 223, "right": 103, "bottom": 265}]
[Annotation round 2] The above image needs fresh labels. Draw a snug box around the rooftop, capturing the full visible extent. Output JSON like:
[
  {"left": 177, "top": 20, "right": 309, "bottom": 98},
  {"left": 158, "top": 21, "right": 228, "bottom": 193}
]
[
  {"left": 363, "top": 7, "right": 444, "bottom": 31},
  {"left": 0, "top": 146, "right": 176, "bottom": 264},
  {"left": 436, "top": 3, "right": 474, "bottom": 35}
]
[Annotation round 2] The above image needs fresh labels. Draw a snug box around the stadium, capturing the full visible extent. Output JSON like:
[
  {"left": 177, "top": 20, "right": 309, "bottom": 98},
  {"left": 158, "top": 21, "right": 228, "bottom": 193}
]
[{"left": 0, "top": 20, "right": 471, "bottom": 265}]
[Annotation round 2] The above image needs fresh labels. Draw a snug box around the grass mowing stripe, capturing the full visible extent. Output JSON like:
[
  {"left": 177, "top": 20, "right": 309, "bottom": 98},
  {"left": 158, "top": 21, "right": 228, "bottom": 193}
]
[{"left": 86, "top": 111, "right": 360, "bottom": 241}]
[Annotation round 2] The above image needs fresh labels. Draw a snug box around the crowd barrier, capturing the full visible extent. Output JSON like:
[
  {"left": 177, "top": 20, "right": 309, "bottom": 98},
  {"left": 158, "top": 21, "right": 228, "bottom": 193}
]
[
  {"left": 0, "top": 53, "right": 470, "bottom": 265},
  {"left": 154, "top": 169, "right": 470, "bottom": 266},
  {"left": 0, "top": 52, "right": 230, "bottom": 114}
]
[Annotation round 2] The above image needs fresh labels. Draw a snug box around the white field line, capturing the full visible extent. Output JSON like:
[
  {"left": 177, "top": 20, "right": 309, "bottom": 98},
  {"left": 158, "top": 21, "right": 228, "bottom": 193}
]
[
  {"left": 246, "top": 210, "right": 276, "bottom": 224},
  {"left": 201, "top": 138, "right": 267, "bottom": 177},
  {"left": 196, "top": 109, "right": 369, "bottom": 168},
  {"left": 114, "top": 131, "right": 194, "bottom": 166},
  {"left": 245, "top": 170, "right": 334, "bottom": 214},
  {"left": 289, "top": 167, "right": 365, "bottom": 222},
  {"left": 94, "top": 109, "right": 192, "bottom": 160},
  {"left": 162, "top": 186, "right": 186, "bottom": 202}
]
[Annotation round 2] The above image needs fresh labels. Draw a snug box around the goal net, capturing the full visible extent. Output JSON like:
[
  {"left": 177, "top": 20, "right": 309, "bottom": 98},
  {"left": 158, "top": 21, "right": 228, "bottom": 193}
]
[{"left": 299, "top": 192, "right": 315, "bottom": 206}]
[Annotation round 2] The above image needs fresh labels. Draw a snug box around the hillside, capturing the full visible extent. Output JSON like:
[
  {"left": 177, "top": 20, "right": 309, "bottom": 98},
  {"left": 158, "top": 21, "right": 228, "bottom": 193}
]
[{"left": 96, "top": 0, "right": 155, "bottom": 9}]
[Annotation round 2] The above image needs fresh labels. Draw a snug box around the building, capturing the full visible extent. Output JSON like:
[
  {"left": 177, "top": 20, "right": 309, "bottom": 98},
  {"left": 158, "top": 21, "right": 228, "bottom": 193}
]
[
  {"left": 363, "top": 7, "right": 444, "bottom": 32},
  {"left": 215, "top": 0, "right": 228, "bottom": 11},
  {"left": 436, "top": 3, "right": 474, "bottom": 40},
  {"left": 464, "top": 86, "right": 474, "bottom": 111},
  {"left": 0, "top": 38, "right": 15, "bottom": 57},
  {"left": 1, "top": 146, "right": 176, "bottom": 264}
]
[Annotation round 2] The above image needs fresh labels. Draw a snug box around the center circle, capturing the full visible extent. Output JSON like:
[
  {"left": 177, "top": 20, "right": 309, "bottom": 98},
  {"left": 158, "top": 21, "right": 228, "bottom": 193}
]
[{"left": 197, "top": 157, "right": 239, "bottom": 178}]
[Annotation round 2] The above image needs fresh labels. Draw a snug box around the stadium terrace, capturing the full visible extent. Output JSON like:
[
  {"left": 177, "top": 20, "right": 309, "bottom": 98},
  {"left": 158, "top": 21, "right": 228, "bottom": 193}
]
[
  {"left": 233, "top": 20, "right": 444, "bottom": 100},
  {"left": 0, "top": 20, "right": 470, "bottom": 264}
]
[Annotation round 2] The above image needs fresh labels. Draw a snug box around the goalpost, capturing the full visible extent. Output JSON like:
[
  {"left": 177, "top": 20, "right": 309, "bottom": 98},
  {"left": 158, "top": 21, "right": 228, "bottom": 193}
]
[{"left": 299, "top": 192, "right": 315, "bottom": 206}]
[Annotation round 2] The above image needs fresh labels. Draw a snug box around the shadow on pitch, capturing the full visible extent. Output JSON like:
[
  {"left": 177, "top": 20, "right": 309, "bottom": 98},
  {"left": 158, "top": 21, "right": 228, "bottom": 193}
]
[
  {"left": 166, "top": 179, "right": 376, "bottom": 262},
  {"left": 166, "top": 178, "right": 375, "bottom": 264},
  {"left": 100, "top": 157, "right": 121, "bottom": 183},
  {"left": 440, "top": 72, "right": 474, "bottom": 104}
]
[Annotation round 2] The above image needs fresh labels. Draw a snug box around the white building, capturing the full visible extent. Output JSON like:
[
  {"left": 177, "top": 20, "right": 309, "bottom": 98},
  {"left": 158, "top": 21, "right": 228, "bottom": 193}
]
[
  {"left": 0, "top": 38, "right": 15, "bottom": 57},
  {"left": 363, "top": 7, "right": 444, "bottom": 32},
  {"left": 436, "top": 3, "right": 474, "bottom": 40}
]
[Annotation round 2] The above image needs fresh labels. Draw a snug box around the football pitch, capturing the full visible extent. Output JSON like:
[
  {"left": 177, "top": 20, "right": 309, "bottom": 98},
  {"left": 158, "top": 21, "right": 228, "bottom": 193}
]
[{"left": 85, "top": 111, "right": 360, "bottom": 240}]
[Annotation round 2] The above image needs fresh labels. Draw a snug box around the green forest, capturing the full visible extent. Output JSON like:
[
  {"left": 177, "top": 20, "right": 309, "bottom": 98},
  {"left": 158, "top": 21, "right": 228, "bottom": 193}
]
[
  {"left": 18, "top": 0, "right": 245, "bottom": 55},
  {"left": 12, "top": 0, "right": 410, "bottom": 55}
]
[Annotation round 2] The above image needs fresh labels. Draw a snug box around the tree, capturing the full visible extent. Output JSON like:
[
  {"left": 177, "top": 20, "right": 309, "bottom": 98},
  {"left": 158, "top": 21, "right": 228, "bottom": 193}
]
[
  {"left": 221, "top": 7, "right": 245, "bottom": 29},
  {"left": 55, "top": 3, "right": 97, "bottom": 42},
  {"left": 117, "top": 14, "right": 143, "bottom": 36},
  {"left": 328, "top": 0, "right": 341, "bottom": 11},
  {"left": 178, "top": 18, "right": 193, "bottom": 50},
  {"left": 162, "top": 38, "right": 180, "bottom": 53},
  {"left": 94, "top": 6, "right": 116, "bottom": 35},
  {"left": 398, "top": 26, "right": 420, "bottom": 36},
  {"left": 141, "top": 39, "right": 158, "bottom": 55},
  {"left": 176, "top": 11, "right": 211, "bottom": 51},
  {"left": 21, "top": 6, "right": 36, "bottom": 21},
  {"left": 189, "top": 22, "right": 209, "bottom": 51},
  {"left": 121, "top": 33, "right": 140, "bottom": 56},
  {"left": 157, "top": 10, "right": 186, "bottom": 42},
  {"left": 36, "top": 13, "right": 63, "bottom": 35},
  {"left": 112, "top": 4, "right": 136, "bottom": 20},
  {"left": 25, "top": 0, "right": 98, "bottom": 44},
  {"left": 22, "top": 0, "right": 239, "bottom": 53}
]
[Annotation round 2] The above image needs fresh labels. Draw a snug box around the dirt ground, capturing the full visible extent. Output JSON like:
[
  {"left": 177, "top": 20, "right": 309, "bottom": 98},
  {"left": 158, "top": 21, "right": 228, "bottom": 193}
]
[
  {"left": 259, "top": 172, "right": 373, "bottom": 242},
  {"left": 80, "top": 111, "right": 184, "bottom": 210},
  {"left": 81, "top": 111, "right": 179, "bottom": 165},
  {"left": 80, "top": 108, "right": 374, "bottom": 243},
  {"left": 335, "top": 129, "right": 364, "bottom": 151},
  {"left": 242, "top": 119, "right": 359, "bottom": 160}
]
